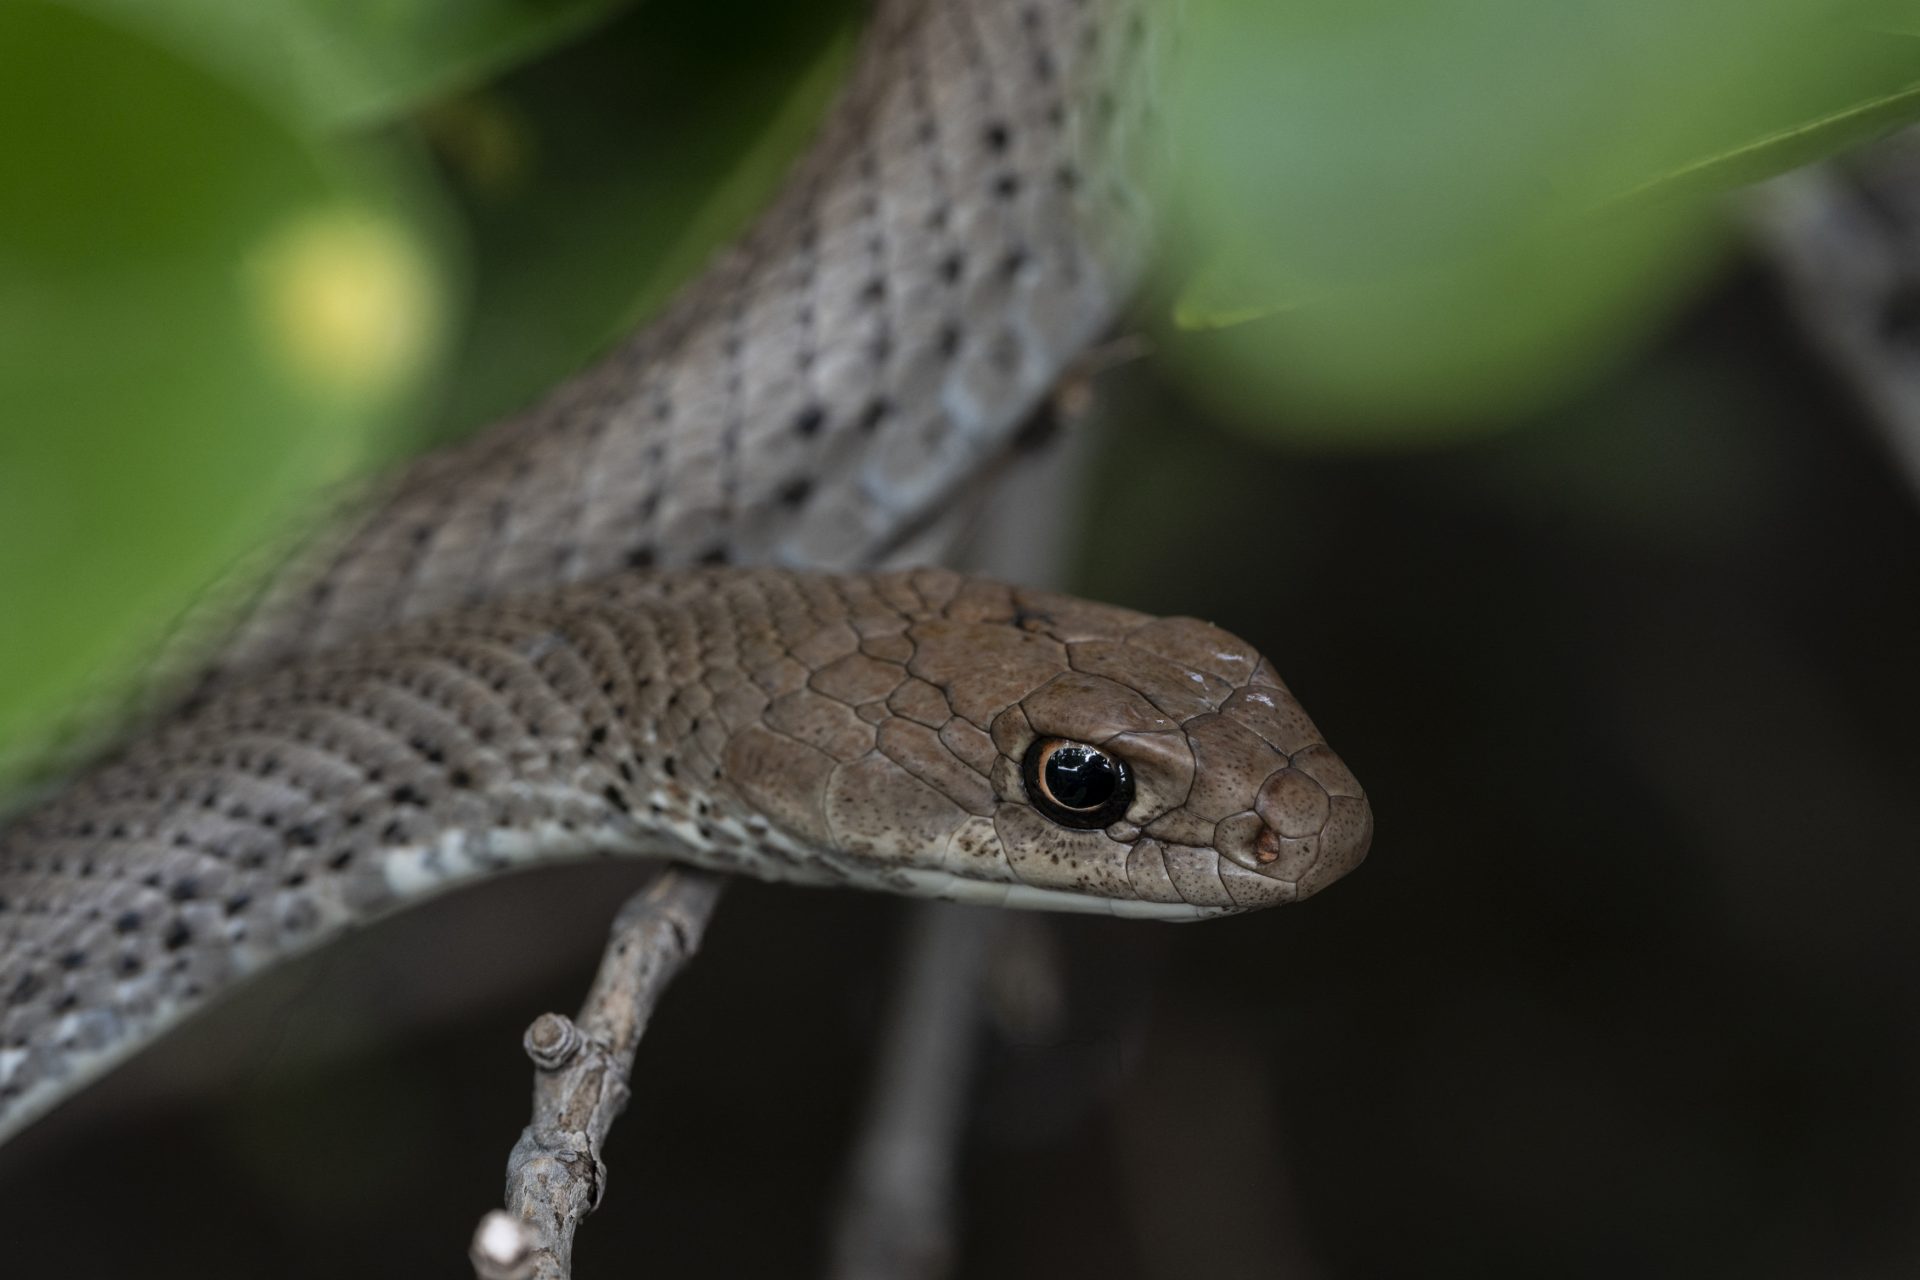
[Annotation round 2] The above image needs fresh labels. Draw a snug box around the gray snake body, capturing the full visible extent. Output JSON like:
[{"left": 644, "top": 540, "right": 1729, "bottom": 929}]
[
  {"left": 0, "top": 0, "right": 1372, "bottom": 1144},
  {"left": 212, "top": 0, "right": 1157, "bottom": 676}
]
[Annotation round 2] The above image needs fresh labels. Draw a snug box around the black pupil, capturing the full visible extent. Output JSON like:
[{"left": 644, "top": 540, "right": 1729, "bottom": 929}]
[{"left": 1044, "top": 745, "right": 1116, "bottom": 810}]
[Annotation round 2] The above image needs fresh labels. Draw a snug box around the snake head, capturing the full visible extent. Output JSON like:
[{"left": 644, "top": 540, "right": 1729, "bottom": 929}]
[
  {"left": 969, "top": 595, "right": 1372, "bottom": 919},
  {"left": 724, "top": 571, "right": 1371, "bottom": 919}
]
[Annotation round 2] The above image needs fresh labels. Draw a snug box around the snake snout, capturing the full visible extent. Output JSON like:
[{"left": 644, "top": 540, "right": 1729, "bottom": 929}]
[
  {"left": 1272, "top": 745, "right": 1372, "bottom": 899},
  {"left": 1210, "top": 747, "right": 1371, "bottom": 903},
  {"left": 1289, "top": 779, "right": 1372, "bottom": 900}
]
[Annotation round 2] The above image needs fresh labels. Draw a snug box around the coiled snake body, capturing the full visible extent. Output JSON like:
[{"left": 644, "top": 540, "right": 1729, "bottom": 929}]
[{"left": 0, "top": 0, "right": 1371, "bottom": 1144}]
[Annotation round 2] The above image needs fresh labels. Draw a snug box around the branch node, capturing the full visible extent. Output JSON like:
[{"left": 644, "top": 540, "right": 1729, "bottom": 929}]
[{"left": 523, "top": 1012, "right": 584, "bottom": 1070}]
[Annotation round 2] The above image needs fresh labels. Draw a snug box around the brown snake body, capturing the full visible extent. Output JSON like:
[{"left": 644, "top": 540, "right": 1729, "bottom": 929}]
[{"left": 0, "top": 0, "right": 1372, "bottom": 1144}]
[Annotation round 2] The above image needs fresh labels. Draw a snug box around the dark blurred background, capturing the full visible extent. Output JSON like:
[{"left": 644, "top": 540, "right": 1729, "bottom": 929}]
[{"left": 3, "top": 0, "right": 1920, "bottom": 1276}]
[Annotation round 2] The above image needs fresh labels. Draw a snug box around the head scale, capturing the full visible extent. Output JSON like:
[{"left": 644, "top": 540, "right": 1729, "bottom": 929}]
[{"left": 723, "top": 570, "right": 1371, "bottom": 919}]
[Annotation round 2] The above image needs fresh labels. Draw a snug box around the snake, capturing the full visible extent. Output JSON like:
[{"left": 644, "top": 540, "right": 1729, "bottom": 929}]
[{"left": 0, "top": 0, "right": 1372, "bottom": 1146}]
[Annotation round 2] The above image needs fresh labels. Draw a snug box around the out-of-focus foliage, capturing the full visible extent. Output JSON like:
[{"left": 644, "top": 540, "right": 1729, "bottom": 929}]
[
  {"left": 64, "top": 0, "right": 634, "bottom": 127},
  {"left": 1165, "top": 0, "right": 1920, "bottom": 436},
  {"left": 0, "top": 0, "right": 855, "bottom": 780},
  {"left": 0, "top": 2, "right": 446, "bottom": 770}
]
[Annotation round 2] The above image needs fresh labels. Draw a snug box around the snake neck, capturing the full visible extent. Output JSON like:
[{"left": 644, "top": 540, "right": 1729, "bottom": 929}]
[{"left": 0, "top": 569, "right": 1024, "bottom": 1139}]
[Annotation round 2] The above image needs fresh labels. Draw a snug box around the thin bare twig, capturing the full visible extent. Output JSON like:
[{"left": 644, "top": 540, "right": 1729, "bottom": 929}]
[{"left": 470, "top": 867, "right": 727, "bottom": 1280}]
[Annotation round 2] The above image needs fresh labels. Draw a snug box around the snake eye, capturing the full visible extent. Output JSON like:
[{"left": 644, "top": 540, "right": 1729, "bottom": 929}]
[{"left": 1022, "top": 738, "right": 1133, "bottom": 830}]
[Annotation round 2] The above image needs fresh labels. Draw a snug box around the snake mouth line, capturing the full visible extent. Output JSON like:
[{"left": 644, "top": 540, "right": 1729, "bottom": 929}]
[{"left": 891, "top": 866, "right": 1235, "bottom": 921}]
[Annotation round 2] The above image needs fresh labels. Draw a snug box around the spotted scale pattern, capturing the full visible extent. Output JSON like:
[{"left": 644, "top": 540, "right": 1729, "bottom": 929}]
[
  {"left": 196, "top": 0, "right": 1160, "bottom": 686},
  {"left": 0, "top": 568, "right": 1371, "bottom": 1142}
]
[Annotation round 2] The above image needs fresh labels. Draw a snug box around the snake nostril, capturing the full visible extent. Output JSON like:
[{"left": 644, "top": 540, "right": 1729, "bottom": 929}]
[
  {"left": 1215, "top": 812, "right": 1311, "bottom": 879},
  {"left": 1254, "top": 826, "right": 1282, "bottom": 865}
]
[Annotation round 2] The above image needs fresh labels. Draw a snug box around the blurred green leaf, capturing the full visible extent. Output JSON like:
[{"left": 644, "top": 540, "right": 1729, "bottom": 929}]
[
  {"left": 1172, "top": 208, "right": 1727, "bottom": 439},
  {"left": 1620, "top": 77, "right": 1920, "bottom": 205},
  {"left": 0, "top": 2, "right": 447, "bottom": 768},
  {"left": 1166, "top": 0, "right": 1920, "bottom": 433},
  {"left": 61, "top": 0, "right": 634, "bottom": 128}
]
